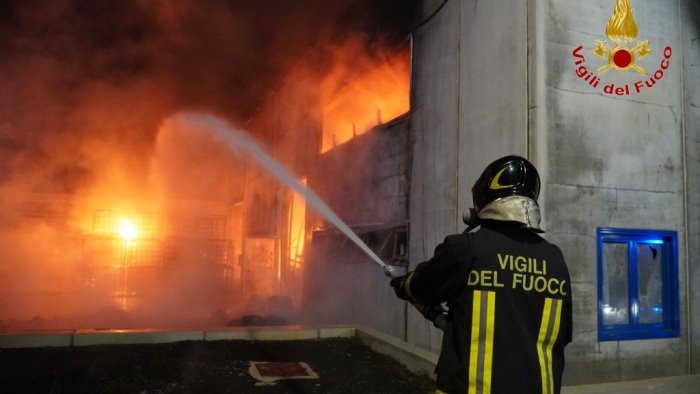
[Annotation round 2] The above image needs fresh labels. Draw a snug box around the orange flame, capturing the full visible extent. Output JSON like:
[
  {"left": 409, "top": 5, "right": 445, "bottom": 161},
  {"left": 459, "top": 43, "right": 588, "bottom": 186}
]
[
  {"left": 321, "top": 49, "right": 410, "bottom": 153},
  {"left": 288, "top": 178, "right": 307, "bottom": 267}
]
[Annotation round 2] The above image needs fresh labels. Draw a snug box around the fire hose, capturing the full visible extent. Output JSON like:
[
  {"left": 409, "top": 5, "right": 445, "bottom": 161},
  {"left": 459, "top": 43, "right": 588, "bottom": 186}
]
[
  {"left": 381, "top": 209, "right": 481, "bottom": 331},
  {"left": 384, "top": 265, "right": 448, "bottom": 331}
]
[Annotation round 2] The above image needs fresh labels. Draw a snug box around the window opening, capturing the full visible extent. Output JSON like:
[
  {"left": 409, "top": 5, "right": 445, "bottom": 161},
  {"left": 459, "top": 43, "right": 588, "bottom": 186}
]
[{"left": 596, "top": 227, "right": 679, "bottom": 341}]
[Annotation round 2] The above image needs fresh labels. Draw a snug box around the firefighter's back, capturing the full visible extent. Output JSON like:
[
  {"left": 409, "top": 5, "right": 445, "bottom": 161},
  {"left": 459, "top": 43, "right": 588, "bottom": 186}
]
[{"left": 438, "top": 220, "right": 572, "bottom": 394}]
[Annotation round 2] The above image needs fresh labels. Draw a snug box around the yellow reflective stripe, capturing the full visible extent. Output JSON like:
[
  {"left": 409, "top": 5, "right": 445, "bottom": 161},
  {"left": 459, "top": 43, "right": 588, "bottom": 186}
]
[
  {"left": 537, "top": 299, "right": 551, "bottom": 394},
  {"left": 435, "top": 390, "right": 447, "bottom": 394},
  {"left": 537, "top": 298, "right": 552, "bottom": 393},
  {"left": 468, "top": 291, "right": 482, "bottom": 394},
  {"left": 537, "top": 298, "right": 563, "bottom": 394},
  {"left": 482, "top": 291, "right": 496, "bottom": 394},
  {"left": 546, "top": 300, "right": 563, "bottom": 392},
  {"left": 468, "top": 290, "right": 496, "bottom": 394},
  {"left": 403, "top": 271, "right": 416, "bottom": 301}
]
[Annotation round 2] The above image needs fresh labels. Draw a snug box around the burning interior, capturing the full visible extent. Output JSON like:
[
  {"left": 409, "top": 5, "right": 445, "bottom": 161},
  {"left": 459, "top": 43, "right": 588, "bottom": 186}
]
[{"left": 0, "top": 0, "right": 416, "bottom": 330}]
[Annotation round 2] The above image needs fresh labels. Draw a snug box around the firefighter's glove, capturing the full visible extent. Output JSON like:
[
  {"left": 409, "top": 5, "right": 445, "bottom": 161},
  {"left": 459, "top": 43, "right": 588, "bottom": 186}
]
[
  {"left": 412, "top": 303, "right": 448, "bottom": 330},
  {"left": 390, "top": 275, "right": 410, "bottom": 301},
  {"left": 418, "top": 304, "right": 447, "bottom": 322}
]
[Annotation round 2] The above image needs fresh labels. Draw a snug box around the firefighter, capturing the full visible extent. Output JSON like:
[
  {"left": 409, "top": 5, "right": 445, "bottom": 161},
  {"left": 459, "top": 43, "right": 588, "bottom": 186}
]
[{"left": 391, "top": 155, "right": 572, "bottom": 394}]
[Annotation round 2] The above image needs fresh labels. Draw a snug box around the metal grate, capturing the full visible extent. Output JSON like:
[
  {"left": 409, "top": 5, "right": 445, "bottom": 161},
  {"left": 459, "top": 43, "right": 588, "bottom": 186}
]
[
  {"left": 84, "top": 237, "right": 164, "bottom": 268},
  {"left": 193, "top": 215, "right": 227, "bottom": 239},
  {"left": 92, "top": 210, "right": 162, "bottom": 239},
  {"left": 166, "top": 214, "right": 227, "bottom": 239},
  {"left": 163, "top": 238, "right": 232, "bottom": 267}
]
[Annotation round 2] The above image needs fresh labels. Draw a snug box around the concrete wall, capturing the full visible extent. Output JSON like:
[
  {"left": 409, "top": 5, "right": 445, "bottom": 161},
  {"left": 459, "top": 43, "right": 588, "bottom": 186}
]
[
  {"left": 408, "top": 0, "right": 528, "bottom": 353},
  {"left": 536, "top": 0, "right": 690, "bottom": 384},
  {"left": 681, "top": 0, "right": 700, "bottom": 375}
]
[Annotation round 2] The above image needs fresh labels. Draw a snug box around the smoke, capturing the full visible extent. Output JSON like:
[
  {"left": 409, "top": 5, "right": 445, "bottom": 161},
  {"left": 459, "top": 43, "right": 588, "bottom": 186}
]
[
  {"left": 1, "top": 0, "right": 317, "bottom": 189},
  {"left": 0, "top": 0, "right": 415, "bottom": 329}
]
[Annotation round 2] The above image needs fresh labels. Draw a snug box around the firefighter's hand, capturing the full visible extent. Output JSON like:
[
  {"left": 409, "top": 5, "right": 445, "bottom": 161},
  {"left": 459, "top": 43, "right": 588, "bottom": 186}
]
[
  {"left": 413, "top": 303, "right": 448, "bottom": 331},
  {"left": 416, "top": 304, "right": 447, "bottom": 322},
  {"left": 433, "top": 312, "right": 447, "bottom": 331},
  {"left": 390, "top": 275, "right": 410, "bottom": 301}
]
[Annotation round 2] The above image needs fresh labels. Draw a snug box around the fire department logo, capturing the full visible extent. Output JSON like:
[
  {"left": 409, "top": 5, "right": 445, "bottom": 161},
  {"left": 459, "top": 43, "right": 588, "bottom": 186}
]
[
  {"left": 571, "top": 0, "right": 672, "bottom": 96},
  {"left": 592, "top": 0, "right": 651, "bottom": 74}
]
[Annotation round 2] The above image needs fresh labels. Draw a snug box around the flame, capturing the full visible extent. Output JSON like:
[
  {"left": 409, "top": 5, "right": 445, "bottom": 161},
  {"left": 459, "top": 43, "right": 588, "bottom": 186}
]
[
  {"left": 288, "top": 178, "right": 307, "bottom": 267},
  {"left": 118, "top": 218, "right": 138, "bottom": 242},
  {"left": 321, "top": 49, "right": 410, "bottom": 153},
  {"left": 605, "top": 0, "right": 638, "bottom": 44}
]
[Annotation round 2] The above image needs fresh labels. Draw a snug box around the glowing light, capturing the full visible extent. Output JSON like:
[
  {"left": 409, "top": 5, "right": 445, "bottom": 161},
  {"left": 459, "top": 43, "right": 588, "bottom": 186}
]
[{"left": 119, "top": 218, "right": 138, "bottom": 242}]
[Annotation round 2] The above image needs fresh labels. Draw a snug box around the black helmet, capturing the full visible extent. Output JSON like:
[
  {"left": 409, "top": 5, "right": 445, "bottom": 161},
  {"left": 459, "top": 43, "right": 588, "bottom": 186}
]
[{"left": 471, "top": 155, "right": 541, "bottom": 213}]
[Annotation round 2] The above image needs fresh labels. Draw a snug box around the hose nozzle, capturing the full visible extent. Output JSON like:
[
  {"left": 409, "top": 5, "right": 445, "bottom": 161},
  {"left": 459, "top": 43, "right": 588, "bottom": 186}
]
[{"left": 383, "top": 265, "right": 398, "bottom": 279}]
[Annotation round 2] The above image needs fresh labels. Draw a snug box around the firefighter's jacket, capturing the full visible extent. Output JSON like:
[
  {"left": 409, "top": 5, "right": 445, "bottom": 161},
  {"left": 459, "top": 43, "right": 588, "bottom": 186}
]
[{"left": 401, "top": 220, "right": 572, "bottom": 394}]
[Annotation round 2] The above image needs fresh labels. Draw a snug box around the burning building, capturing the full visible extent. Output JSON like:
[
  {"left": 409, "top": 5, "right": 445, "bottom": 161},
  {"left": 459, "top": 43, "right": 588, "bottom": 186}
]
[
  {"left": 242, "top": 32, "right": 412, "bottom": 331},
  {"left": 0, "top": 0, "right": 415, "bottom": 330}
]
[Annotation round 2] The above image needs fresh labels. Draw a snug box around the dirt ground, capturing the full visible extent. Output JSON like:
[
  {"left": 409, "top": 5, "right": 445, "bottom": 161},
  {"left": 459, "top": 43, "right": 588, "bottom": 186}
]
[{"left": 0, "top": 337, "right": 436, "bottom": 393}]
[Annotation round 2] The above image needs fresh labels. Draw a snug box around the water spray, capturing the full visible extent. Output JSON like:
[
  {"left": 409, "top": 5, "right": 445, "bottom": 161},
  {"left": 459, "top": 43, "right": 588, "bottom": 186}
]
[
  {"left": 174, "top": 112, "right": 453, "bottom": 329},
  {"left": 176, "top": 112, "right": 399, "bottom": 279}
]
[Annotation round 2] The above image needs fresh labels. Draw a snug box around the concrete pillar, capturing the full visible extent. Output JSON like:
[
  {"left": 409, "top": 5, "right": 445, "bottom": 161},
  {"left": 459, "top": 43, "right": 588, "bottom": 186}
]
[
  {"left": 681, "top": 0, "right": 700, "bottom": 375},
  {"left": 408, "top": 0, "right": 528, "bottom": 352},
  {"left": 408, "top": 0, "right": 461, "bottom": 353}
]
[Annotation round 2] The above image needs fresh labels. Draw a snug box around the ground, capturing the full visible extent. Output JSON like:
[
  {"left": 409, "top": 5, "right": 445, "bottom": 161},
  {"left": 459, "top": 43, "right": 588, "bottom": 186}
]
[{"left": 0, "top": 337, "right": 435, "bottom": 393}]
